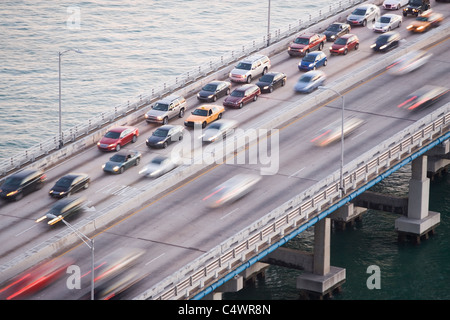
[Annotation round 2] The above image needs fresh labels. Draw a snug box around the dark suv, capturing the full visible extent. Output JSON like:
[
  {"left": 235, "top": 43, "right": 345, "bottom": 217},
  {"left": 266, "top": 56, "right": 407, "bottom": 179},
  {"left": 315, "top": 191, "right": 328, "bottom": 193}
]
[
  {"left": 0, "top": 169, "right": 46, "bottom": 201},
  {"left": 403, "top": 0, "right": 430, "bottom": 16}
]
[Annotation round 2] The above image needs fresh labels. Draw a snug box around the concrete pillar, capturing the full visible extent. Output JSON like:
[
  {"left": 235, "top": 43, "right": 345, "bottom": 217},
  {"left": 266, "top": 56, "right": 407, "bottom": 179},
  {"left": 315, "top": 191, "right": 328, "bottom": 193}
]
[
  {"left": 314, "top": 218, "right": 330, "bottom": 276},
  {"left": 331, "top": 203, "right": 366, "bottom": 229},
  {"left": 395, "top": 155, "right": 440, "bottom": 243}
]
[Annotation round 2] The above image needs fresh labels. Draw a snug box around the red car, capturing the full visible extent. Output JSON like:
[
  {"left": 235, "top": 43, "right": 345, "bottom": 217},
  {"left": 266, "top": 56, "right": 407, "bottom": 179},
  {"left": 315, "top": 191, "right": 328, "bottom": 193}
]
[
  {"left": 329, "top": 34, "right": 359, "bottom": 55},
  {"left": 97, "top": 126, "right": 139, "bottom": 151},
  {"left": 223, "top": 84, "right": 261, "bottom": 109},
  {"left": 288, "top": 33, "right": 326, "bottom": 57}
]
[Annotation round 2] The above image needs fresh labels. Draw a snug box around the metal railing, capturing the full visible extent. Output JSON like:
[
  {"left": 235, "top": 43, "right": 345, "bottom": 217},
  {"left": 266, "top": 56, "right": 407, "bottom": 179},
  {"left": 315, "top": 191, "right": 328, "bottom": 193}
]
[
  {"left": 0, "top": 0, "right": 365, "bottom": 178},
  {"left": 136, "top": 103, "right": 450, "bottom": 300}
]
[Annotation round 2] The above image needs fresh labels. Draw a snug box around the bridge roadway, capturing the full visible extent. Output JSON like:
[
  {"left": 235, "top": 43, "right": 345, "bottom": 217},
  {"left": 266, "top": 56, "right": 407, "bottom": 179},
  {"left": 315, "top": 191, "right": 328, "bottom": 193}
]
[{"left": 0, "top": 1, "right": 449, "bottom": 299}]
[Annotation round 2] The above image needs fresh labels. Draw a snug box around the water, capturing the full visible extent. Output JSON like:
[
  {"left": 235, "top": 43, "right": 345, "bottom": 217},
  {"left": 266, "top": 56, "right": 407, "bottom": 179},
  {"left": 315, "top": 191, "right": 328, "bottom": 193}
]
[{"left": 1, "top": 1, "right": 449, "bottom": 300}]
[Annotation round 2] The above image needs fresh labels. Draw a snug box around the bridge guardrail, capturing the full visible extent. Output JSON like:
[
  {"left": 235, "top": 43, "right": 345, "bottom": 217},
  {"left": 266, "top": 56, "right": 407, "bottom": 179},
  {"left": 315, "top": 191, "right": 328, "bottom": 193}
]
[{"left": 0, "top": 0, "right": 366, "bottom": 179}]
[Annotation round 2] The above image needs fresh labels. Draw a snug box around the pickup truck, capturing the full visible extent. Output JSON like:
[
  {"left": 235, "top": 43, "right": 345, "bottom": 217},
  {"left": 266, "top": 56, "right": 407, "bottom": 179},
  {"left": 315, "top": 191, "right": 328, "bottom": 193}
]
[{"left": 288, "top": 33, "right": 326, "bottom": 57}]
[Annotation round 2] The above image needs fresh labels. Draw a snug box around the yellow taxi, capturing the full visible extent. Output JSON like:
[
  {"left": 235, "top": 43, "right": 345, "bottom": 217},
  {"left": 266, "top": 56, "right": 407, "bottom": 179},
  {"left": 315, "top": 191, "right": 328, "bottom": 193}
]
[
  {"left": 184, "top": 105, "right": 225, "bottom": 128},
  {"left": 407, "top": 10, "right": 444, "bottom": 33}
]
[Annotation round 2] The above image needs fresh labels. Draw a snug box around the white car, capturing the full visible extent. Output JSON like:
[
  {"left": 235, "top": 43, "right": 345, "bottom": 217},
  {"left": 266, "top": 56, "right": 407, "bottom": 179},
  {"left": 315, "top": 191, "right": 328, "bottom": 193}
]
[
  {"left": 200, "top": 119, "right": 238, "bottom": 143},
  {"left": 373, "top": 14, "right": 403, "bottom": 32},
  {"left": 138, "top": 155, "right": 178, "bottom": 178},
  {"left": 229, "top": 55, "right": 271, "bottom": 84},
  {"left": 383, "top": 0, "right": 409, "bottom": 10},
  {"left": 387, "top": 50, "right": 432, "bottom": 75}
]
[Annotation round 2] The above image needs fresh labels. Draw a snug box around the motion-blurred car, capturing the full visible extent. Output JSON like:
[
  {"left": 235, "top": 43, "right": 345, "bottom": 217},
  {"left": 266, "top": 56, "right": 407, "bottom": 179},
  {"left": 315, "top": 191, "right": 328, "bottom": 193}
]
[
  {"left": 184, "top": 105, "right": 225, "bottom": 128},
  {"left": 329, "top": 34, "right": 359, "bottom": 55},
  {"left": 203, "top": 173, "right": 261, "bottom": 208},
  {"left": 298, "top": 51, "right": 328, "bottom": 71},
  {"left": 144, "top": 95, "right": 186, "bottom": 125},
  {"left": 256, "top": 71, "right": 287, "bottom": 93},
  {"left": 49, "top": 173, "right": 90, "bottom": 198},
  {"left": 387, "top": 50, "right": 432, "bottom": 75},
  {"left": 0, "top": 257, "right": 74, "bottom": 300},
  {"left": 97, "top": 126, "right": 139, "bottom": 152},
  {"left": 288, "top": 33, "right": 326, "bottom": 57},
  {"left": 407, "top": 10, "right": 443, "bottom": 32},
  {"left": 383, "top": 0, "right": 409, "bottom": 10},
  {"left": 294, "top": 70, "right": 326, "bottom": 93},
  {"left": 36, "top": 196, "right": 86, "bottom": 225},
  {"left": 146, "top": 125, "right": 184, "bottom": 149},
  {"left": 373, "top": 14, "right": 403, "bottom": 32},
  {"left": 139, "top": 155, "right": 178, "bottom": 178},
  {"left": 323, "top": 22, "right": 351, "bottom": 42},
  {"left": 0, "top": 169, "right": 46, "bottom": 201},
  {"left": 102, "top": 150, "right": 141, "bottom": 174},
  {"left": 223, "top": 84, "right": 261, "bottom": 109},
  {"left": 397, "top": 85, "right": 448, "bottom": 110},
  {"left": 370, "top": 31, "right": 400, "bottom": 52},
  {"left": 200, "top": 119, "right": 238, "bottom": 143},
  {"left": 197, "top": 80, "right": 231, "bottom": 102},
  {"left": 347, "top": 4, "right": 380, "bottom": 26},
  {"left": 403, "top": 0, "right": 430, "bottom": 17},
  {"left": 311, "top": 117, "right": 365, "bottom": 146}
]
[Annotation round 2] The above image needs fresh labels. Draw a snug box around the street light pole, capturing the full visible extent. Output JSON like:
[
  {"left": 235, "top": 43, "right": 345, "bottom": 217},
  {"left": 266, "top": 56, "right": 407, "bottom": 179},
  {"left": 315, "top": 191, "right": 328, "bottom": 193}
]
[
  {"left": 318, "top": 86, "right": 345, "bottom": 196},
  {"left": 58, "top": 49, "right": 82, "bottom": 149},
  {"left": 47, "top": 214, "right": 94, "bottom": 300},
  {"left": 267, "top": 0, "right": 271, "bottom": 47}
]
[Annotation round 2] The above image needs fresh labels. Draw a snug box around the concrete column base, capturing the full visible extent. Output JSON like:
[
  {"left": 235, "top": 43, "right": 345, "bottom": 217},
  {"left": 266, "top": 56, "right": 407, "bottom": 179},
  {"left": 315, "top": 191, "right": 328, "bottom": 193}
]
[
  {"left": 395, "top": 211, "right": 440, "bottom": 243},
  {"left": 331, "top": 203, "right": 365, "bottom": 230},
  {"left": 297, "top": 266, "right": 346, "bottom": 299}
]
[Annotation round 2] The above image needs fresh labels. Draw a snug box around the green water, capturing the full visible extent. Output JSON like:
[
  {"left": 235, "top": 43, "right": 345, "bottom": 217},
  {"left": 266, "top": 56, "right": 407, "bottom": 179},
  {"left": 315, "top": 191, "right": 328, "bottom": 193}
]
[{"left": 224, "top": 165, "right": 450, "bottom": 300}]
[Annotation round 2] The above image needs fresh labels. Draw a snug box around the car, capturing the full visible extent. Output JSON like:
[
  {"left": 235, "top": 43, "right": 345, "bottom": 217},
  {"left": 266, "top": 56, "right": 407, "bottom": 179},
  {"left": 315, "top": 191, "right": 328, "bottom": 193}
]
[
  {"left": 397, "top": 85, "right": 448, "bottom": 110},
  {"left": 223, "top": 84, "right": 261, "bottom": 109},
  {"left": 102, "top": 150, "right": 141, "bottom": 174},
  {"left": 298, "top": 51, "right": 328, "bottom": 71},
  {"left": 323, "top": 22, "right": 351, "bottom": 42},
  {"left": 202, "top": 173, "right": 261, "bottom": 208},
  {"left": 184, "top": 105, "right": 225, "bottom": 128},
  {"left": 229, "top": 55, "right": 271, "bottom": 83},
  {"left": 407, "top": 10, "right": 444, "bottom": 32},
  {"left": 139, "top": 155, "right": 178, "bottom": 178},
  {"left": 310, "top": 117, "right": 365, "bottom": 147},
  {"left": 256, "top": 72, "right": 287, "bottom": 93},
  {"left": 370, "top": 31, "right": 401, "bottom": 52},
  {"left": 145, "top": 125, "right": 184, "bottom": 149},
  {"left": 383, "top": 0, "right": 409, "bottom": 10},
  {"left": 373, "top": 14, "right": 403, "bottom": 32},
  {"left": 294, "top": 70, "right": 326, "bottom": 93},
  {"left": 387, "top": 50, "right": 432, "bottom": 75},
  {"left": 197, "top": 80, "right": 231, "bottom": 102},
  {"left": 49, "top": 173, "right": 90, "bottom": 198},
  {"left": 200, "top": 119, "right": 238, "bottom": 143},
  {"left": 35, "top": 196, "right": 86, "bottom": 225},
  {"left": 144, "top": 95, "right": 186, "bottom": 125},
  {"left": 0, "top": 169, "right": 46, "bottom": 201},
  {"left": 403, "top": 0, "right": 430, "bottom": 17},
  {"left": 287, "top": 33, "right": 326, "bottom": 57},
  {"left": 329, "top": 34, "right": 359, "bottom": 55},
  {"left": 97, "top": 126, "right": 139, "bottom": 152},
  {"left": 346, "top": 4, "right": 380, "bottom": 26}
]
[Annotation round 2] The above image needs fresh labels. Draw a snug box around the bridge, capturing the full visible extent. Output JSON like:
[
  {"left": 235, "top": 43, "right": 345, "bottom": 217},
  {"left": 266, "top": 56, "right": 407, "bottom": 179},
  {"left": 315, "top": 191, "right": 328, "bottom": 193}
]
[{"left": 0, "top": 0, "right": 449, "bottom": 300}]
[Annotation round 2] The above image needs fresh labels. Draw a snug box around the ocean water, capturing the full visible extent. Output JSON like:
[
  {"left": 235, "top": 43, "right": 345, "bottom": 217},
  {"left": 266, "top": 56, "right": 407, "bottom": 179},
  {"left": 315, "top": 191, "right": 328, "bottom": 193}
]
[{"left": 1, "top": 1, "right": 448, "bottom": 300}]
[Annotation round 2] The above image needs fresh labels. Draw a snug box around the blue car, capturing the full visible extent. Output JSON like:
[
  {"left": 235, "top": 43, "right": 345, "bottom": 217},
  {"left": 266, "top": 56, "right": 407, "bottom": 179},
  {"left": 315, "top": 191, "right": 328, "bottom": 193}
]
[
  {"left": 298, "top": 52, "right": 328, "bottom": 71},
  {"left": 294, "top": 70, "right": 326, "bottom": 93}
]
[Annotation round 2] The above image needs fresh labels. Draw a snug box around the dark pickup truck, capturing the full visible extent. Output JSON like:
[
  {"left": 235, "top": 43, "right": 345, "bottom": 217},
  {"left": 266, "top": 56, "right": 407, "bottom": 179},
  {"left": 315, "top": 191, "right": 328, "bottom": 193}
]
[
  {"left": 288, "top": 33, "right": 326, "bottom": 57},
  {"left": 403, "top": 0, "right": 430, "bottom": 17}
]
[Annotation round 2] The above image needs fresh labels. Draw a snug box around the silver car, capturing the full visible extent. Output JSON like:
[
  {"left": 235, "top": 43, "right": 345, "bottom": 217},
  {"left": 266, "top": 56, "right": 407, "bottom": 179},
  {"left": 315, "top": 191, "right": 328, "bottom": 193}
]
[
  {"left": 139, "top": 155, "right": 178, "bottom": 178},
  {"left": 144, "top": 95, "right": 187, "bottom": 125},
  {"left": 347, "top": 4, "right": 380, "bottom": 27},
  {"left": 200, "top": 119, "right": 238, "bottom": 143},
  {"left": 373, "top": 14, "right": 402, "bottom": 32}
]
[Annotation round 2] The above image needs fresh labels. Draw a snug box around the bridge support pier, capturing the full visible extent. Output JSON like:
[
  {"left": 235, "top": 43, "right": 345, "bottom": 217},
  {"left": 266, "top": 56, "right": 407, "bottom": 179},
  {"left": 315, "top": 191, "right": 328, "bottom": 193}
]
[
  {"left": 330, "top": 203, "right": 366, "bottom": 230},
  {"left": 296, "top": 218, "right": 345, "bottom": 299},
  {"left": 395, "top": 155, "right": 440, "bottom": 244}
]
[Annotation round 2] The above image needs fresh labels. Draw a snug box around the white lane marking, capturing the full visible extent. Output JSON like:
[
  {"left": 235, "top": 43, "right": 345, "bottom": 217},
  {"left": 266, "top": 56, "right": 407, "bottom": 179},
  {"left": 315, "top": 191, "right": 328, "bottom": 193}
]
[
  {"left": 232, "top": 109, "right": 249, "bottom": 118},
  {"left": 16, "top": 224, "right": 37, "bottom": 237},
  {"left": 289, "top": 167, "right": 305, "bottom": 178},
  {"left": 96, "top": 181, "right": 116, "bottom": 193},
  {"left": 351, "top": 130, "right": 367, "bottom": 140},
  {"left": 220, "top": 208, "right": 239, "bottom": 220},
  {"left": 145, "top": 253, "right": 166, "bottom": 266}
]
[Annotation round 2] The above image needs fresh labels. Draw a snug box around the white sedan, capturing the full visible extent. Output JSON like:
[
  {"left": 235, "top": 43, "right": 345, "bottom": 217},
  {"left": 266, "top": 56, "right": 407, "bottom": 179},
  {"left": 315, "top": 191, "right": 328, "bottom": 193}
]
[
  {"left": 382, "top": 0, "right": 408, "bottom": 10},
  {"left": 373, "top": 14, "right": 402, "bottom": 32}
]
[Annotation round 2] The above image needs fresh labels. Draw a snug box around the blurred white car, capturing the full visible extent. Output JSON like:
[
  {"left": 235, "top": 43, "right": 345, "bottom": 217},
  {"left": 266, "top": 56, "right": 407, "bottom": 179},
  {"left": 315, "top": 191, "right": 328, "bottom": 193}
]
[
  {"left": 200, "top": 119, "right": 238, "bottom": 143},
  {"left": 387, "top": 50, "right": 432, "bottom": 75},
  {"left": 203, "top": 174, "right": 261, "bottom": 208},
  {"left": 311, "top": 117, "right": 365, "bottom": 147},
  {"left": 382, "top": 0, "right": 408, "bottom": 10},
  {"left": 373, "top": 14, "right": 402, "bottom": 32},
  {"left": 139, "top": 155, "right": 178, "bottom": 178}
]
